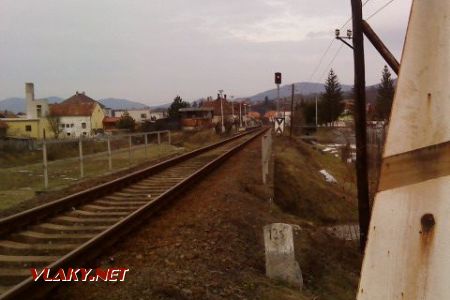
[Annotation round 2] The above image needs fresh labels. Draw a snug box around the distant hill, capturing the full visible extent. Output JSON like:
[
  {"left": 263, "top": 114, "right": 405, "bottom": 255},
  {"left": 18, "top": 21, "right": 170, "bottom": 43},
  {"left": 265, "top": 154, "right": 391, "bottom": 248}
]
[
  {"left": 98, "top": 98, "right": 149, "bottom": 110},
  {"left": 248, "top": 82, "right": 354, "bottom": 102},
  {"left": 0, "top": 96, "right": 63, "bottom": 114}
]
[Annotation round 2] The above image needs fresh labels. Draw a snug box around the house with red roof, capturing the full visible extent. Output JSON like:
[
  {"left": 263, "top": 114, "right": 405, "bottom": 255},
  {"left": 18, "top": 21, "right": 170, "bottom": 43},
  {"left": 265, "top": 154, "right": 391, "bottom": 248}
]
[{"left": 49, "top": 92, "right": 105, "bottom": 137}]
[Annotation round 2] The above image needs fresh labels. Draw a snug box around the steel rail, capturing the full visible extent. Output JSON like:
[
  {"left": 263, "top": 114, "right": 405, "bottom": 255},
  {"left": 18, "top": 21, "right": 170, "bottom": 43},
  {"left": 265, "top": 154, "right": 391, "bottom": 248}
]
[
  {"left": 0, "top": 128, "right": 259, "bottom": 237},
  {"left": 0, "top": 127, "right": 267, "bottom": 299}
]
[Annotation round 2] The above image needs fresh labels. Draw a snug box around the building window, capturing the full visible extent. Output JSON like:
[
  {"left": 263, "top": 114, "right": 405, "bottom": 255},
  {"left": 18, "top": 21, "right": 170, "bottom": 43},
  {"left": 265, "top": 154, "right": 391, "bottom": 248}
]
[
  {"left": 66, "top": 124, "right": 70, "bottom": 128},
  {"left": 141, "top": 113, "right": 147, "bottom": 118},
  {"left": 81, "top": 122, "right": 87, "bottom": 129},
  {"left": 71, "top": 124, "right": 74, "bottom": 127},
  {"left": 67, "top": 132, "right": 71, "bottom": 136},
  {"left": 25, "top": 125, "right": 32, "bottom": 132},
  {"left": 60, "top": 123, "right": 65, "bottom": 128},
  {"left": 36, "top": 105, "right": 42, "bottom": 118},
  {"left": 83, "top": 132, "right": 87, "bottom": 136}
]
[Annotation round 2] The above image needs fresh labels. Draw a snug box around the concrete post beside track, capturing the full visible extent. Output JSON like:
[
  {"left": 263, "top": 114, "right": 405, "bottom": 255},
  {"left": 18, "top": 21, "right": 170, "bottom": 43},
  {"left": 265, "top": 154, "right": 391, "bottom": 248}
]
[{"left": 264, "top": 223, "right": 303, "bottom": 289}]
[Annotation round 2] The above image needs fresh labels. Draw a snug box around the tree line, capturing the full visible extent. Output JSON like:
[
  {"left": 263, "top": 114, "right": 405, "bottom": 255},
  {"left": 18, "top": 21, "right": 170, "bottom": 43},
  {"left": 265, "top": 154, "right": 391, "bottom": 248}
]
[{"left": 296, "top": 65, "right": 395, "bottom": 126}]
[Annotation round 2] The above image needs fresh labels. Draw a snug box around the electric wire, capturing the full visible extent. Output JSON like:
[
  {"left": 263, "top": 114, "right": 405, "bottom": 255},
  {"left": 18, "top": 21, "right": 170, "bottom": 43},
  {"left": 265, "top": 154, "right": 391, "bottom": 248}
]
[
  {"left": 366, "top": 0, "right": 396, "bottom": 20},
  {"left": 319, "top": 43, "right": 345, "bottom": 82},
  {"left": 309, "top": 0, "right": 371, "bottom": 82}
]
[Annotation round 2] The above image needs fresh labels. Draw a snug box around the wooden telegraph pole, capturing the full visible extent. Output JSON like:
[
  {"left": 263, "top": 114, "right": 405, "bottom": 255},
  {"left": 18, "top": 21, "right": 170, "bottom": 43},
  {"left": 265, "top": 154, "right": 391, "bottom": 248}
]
[
  {"left": 351, "top": 0, "right": 370, "bottom": 252},
  {"left": 290, "top": 84, "right": 294, "bottom": 138}
]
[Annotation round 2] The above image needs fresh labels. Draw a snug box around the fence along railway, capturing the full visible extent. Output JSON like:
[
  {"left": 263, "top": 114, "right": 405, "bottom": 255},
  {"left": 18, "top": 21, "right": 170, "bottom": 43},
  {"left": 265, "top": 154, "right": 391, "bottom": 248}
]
[{"left": 0, "top": 127, "right": 266, "bottom": 299}]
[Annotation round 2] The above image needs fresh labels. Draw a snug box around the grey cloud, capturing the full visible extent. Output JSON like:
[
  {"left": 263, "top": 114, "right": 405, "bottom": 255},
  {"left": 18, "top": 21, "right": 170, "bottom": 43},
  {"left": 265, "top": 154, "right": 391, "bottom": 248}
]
[{"left": 0, "top": 0, "right": 412, "bottom": 104}]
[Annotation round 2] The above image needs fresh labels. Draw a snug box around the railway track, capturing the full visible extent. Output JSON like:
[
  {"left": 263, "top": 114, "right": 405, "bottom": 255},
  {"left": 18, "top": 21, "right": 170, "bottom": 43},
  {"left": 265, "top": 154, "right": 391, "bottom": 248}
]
[{"left": 0, "top": 128, "right": 266, "bottom": 299}]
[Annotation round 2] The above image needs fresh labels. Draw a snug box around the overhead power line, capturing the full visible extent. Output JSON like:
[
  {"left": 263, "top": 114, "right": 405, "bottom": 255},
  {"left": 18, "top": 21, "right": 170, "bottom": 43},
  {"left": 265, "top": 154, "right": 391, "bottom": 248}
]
[
  {"left": 309, "top": 0, "right": 371, "bottom": 82},
  {"left": 319, "top": 43, "right": 345, "bottom": 82},
  {"left": 309, "top": 39, "right": 335, "bottom": 81},
  {"left": 366, "top": 0, "right": 396, "bottom": 20},
  {"left": 340, "top": 0, "right": 371, "bottom": 30}
]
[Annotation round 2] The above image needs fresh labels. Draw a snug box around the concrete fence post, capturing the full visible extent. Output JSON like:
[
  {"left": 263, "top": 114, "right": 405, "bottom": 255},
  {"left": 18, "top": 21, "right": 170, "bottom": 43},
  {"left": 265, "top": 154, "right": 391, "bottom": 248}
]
[
  {"left": 107, "top": 136, "right": 112, "bottom": 171},
  {"left": 42, "top": 139, "right": 48, "bottom": 189},
  {"left": 157, "top": 132, "right": 161, "bottom": 145},
  {"left": 128, "top": 135, "right": 132, "bottom": 164},
  {"left": 79, "top": 137, "right": 84, "bottom": 178},
  {"left": 144, "top": 133, "right": 148, "bottom": 158},
  {"left": 168, "top": 130, "right": 171, "bottom": 145}
]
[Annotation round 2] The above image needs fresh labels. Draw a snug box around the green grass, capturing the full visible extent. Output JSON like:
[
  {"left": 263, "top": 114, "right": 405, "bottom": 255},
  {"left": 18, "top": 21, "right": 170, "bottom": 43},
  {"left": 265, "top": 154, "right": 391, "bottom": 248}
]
[
  {"left": 273, "top": 135, "right": 361, "bottom": 300},
  {"left": 274, "top": 136, "right": 357, "bottom": 225},
  {"left": 0, "top": 143, "right": 182, "bottom": 211}
]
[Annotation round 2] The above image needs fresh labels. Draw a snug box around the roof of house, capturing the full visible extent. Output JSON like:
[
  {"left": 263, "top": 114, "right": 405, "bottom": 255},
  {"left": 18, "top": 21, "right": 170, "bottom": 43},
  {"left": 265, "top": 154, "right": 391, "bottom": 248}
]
[
  {"left": 103, "top": 116, "right": 120, "bottom": 123},
  {"left": 50, "top": 92, "right": 101, "bottom": 116}
]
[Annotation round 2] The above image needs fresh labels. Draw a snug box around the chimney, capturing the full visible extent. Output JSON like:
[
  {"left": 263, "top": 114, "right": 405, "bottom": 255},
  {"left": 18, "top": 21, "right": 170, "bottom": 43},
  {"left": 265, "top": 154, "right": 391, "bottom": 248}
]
[
  {"left": 25, "top": 83, "right": 35, "bottom": 102},
  {"left": 224, "top": 94, "right": 227, "bottom": 100},
  {"left": 25, "top": 82, "right": 35, "bottom": 119}
]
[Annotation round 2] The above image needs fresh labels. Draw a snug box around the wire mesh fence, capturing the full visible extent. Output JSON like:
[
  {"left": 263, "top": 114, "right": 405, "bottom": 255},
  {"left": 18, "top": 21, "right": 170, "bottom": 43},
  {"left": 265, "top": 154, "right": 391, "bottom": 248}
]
[{"left": 0, "top": 130, "right": 180, "bottom": 210}]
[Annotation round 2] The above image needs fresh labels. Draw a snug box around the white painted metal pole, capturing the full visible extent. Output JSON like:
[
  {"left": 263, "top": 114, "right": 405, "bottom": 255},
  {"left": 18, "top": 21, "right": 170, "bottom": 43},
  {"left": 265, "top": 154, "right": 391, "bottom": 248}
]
[
  {"left": 79, "top": 137, "right": 84, "bottom": 178},
  {"left": 277, "top": 84, "right": 280, "bottom": 116},
  {"left": 107, "top": 136, "right": 112, "bottom": 170}
]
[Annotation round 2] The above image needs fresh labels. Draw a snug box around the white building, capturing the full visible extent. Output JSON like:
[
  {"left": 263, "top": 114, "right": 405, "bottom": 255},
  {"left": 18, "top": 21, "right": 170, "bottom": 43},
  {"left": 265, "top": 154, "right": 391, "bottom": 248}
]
[
  {"left": 50, "top": 92, "right": 105, "bottom": 138},
  {"left": 114, "top": 109, "right": 150, "bottom": 123}
]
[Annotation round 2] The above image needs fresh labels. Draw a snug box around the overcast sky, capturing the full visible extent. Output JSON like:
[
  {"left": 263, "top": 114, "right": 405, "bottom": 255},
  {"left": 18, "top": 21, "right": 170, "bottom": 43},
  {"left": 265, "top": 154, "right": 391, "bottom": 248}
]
[{"left": 0, "top": 0, "right": 412, "bottom": 105}]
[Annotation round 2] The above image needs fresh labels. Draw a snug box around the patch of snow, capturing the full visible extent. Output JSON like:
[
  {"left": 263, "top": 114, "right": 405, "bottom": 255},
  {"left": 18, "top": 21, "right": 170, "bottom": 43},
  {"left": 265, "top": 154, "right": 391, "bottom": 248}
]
[{"left": 319, "top": 169, "right": 337, "bottom": 183}]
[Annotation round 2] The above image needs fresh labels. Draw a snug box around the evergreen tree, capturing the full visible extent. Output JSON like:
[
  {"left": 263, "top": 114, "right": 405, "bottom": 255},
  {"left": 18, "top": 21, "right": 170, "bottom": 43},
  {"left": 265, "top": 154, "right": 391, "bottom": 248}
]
[
  {"left": 167, "top": 95, "right": 190, "bottom": 120},
  {"left": 375, "top": 65, "right": 395, "bottom": 120},
  {"left": 319, "top": 69, "right": 344, "bottom": 124},
  {"left": 116, "top": 111, "right": 136, "bottom": 131}
]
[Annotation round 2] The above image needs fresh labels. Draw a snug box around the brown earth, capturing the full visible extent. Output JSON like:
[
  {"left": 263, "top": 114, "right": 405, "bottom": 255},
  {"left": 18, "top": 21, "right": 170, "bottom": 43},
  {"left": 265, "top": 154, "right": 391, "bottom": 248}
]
[{"left": 50, "top": 135, "right": 361, "bottom": 300}]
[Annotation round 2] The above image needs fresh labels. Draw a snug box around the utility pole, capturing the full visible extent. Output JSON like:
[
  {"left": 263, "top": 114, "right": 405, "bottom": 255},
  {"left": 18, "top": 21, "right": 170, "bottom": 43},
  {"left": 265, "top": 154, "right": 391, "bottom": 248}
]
[
  {"left": 218, "top": 90, "right": 225, "bottom": 133},
  {"left": 290, "top": 84, "right": 294, "bottom": 138},
  {"left": 244, "top": 103, "right": 247, "bottom": 127},
  {"left": 362, "top": 20, "right": 400, "bottom": 75},
  {"left": 239, "top": 101, "right": 243, "bottom": 128},
  {"left": 351, "top": 0, "right": 370, "bottom": 252}
]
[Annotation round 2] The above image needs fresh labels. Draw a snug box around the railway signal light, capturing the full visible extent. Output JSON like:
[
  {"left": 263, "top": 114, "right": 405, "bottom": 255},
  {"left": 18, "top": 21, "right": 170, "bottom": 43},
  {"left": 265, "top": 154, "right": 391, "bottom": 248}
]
[{"left": 274, "top": 72, "right": 282, "bottom": 85}]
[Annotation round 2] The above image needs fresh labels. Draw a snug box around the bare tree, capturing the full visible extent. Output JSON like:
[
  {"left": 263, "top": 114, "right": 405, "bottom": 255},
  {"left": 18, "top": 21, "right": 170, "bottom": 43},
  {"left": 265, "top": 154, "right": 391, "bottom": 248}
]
[{"left": 46, "top": 114, "right": 61, "bottom": 139}]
